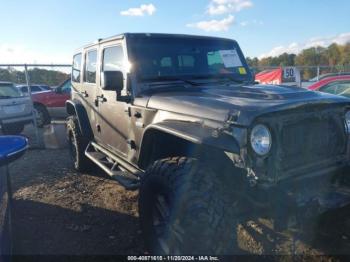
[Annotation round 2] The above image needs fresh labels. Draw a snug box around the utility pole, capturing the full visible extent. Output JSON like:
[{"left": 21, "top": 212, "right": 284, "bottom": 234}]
[{"left": 24, "top": 64, "right": 42, "bottom": 148}]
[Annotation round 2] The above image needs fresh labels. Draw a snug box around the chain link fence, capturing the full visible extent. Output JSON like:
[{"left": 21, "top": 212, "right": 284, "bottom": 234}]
[{"left": 252, "top": 65, "right": 350, "bottom": 82}]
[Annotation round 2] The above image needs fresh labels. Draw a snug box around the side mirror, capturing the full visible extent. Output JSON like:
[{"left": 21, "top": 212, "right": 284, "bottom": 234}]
[
  {"left": 102, "top": 71, "right": 124, "bottom": 92},
  {"left": 55, "top": 87, "right": 62, "bottom": 94}
]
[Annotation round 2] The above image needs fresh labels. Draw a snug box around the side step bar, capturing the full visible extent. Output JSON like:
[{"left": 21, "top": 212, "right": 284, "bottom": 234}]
[{"left": 85, "top": 142, "right": 143, "bottom": 190}]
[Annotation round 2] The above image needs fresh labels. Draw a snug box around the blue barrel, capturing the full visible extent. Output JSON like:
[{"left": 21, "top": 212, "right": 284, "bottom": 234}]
[{"left": 0, "top": 136, "right": 28, "bottom": 166}]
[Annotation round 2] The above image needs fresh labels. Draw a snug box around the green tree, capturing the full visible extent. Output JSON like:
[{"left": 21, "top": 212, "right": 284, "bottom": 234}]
[
  {"left": 0, "top": 68, "right": 69, "bottom": 86},
  {"left": 326, "top": 43, "right": 342, "bottom": 66}
]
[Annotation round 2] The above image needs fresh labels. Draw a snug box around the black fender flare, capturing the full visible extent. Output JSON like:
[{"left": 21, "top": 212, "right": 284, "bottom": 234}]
[
  {"left": 66, "top": 100, "right": 94, "bottom": 140},
  {"left": 138, "top": 120, "right": 241, "bottom": 167}
]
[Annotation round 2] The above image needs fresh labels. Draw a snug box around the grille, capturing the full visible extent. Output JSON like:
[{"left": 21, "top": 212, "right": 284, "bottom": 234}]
[{"left": 278, "top": 114, "right": 346, "bottom": 171}]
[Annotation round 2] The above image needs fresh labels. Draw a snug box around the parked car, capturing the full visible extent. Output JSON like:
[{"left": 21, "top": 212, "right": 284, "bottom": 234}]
[
  {"left": 0, "top": 82, "right": 33, "bottom": 135},
  {"left": 308, "top": 75, "right": 350, "bottom": 97},
  {"left": 0, "top": 136, "right": 28, "bottom": 259},
  {"left": 303, "top": 73, "right": 350, "bottom": 89},
  {"left": 67, "top": 33, "right": 350, "bottom": 254},
  {"left": 31, "top": 79, "right": 71, "bottom": 127},
  {"left": 309, "top": 72, "right": 350, "bottom": 82},
  {"left": 16, "top": 84, "right": 51, "bottom": 94}
]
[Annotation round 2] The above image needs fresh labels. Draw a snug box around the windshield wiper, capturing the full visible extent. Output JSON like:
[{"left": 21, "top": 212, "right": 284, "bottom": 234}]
[
  {"left": 139, "top": 85, "right": 194, "bottom": 95},
  {"left": 210, "top": 74, "right": 246, "bottom": 84},
  {"left": 144, "top": 76, "right": 203, "bottom": 87},
  {"left": 0, "top": 95, "right": 12, "bottom": 99},
  {"left": 185, "top": 74, "right": 251, "bottom": 85}
]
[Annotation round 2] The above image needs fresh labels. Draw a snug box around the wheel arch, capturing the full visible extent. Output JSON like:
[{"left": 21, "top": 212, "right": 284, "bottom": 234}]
[
  {"left": 138, "top": 121, "right": 241, "bottom": 169},
  {"left": 65, "top": 100, "right": 94, "bottom": 140},
  {"left": 33, "top": 101, "right": 47, "bottom": 109}
]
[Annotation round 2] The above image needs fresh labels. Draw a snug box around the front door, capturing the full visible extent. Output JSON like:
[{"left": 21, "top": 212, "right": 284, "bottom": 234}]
[{"left": 95, "top": 43, "right": 131, "bottom": 159}]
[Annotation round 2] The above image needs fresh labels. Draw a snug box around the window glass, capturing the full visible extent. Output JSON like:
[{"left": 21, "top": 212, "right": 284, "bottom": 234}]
[
  {"left": 320, "top": 83, "right": 338, "bottom": 94},
  {"left": 207, "top": 51, "right": 223, "bottom": 67},
  {"left": 335, "top": 82, "right": 350, "bottom": 91},
  {"left": 320, "top": 81, "right": 350, "bottom": 96},
  {"left": 72, "top": 53, "right": 82, "bottom": 83},
  {"left": 61, "top": 80, "right": 72, "bottom": 93},
  {"left": 31, "top": 86, "right": 41, "bottom": 92},
  {"left": 0, "top": 84, "right": 22, "bottom": 98},
  {"left": 161, "top": 57, "right": 172, "bottom": 67},
  {"left": 334, "top": 82, "right": 350, "bottom": 97},
  {"left": 178, "top": 55, "right": 195, "bottom": 67},
  {"left": 129, "top": 37, "right": 251, "bottom": 82},
  {"left": 103, "top": 46, "right": 124, "bottom": 71},
  {"left": 40, "top": 85, "right": 50, "bottom": 90},
  {"left": 85, "top": 50, "right": 97, "bottom": 83}
]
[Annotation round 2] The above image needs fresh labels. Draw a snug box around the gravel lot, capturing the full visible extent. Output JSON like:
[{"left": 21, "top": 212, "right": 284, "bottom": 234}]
[{"left": 5, "top": 123, "right": 350, "bottom": 258}]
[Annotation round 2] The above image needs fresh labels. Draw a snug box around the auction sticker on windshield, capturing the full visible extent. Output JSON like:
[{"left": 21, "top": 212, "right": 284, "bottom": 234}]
[
  {"left": 219, "top": 49, "right": 243, "bottom": 68},
  {"left": 239, "top": 67, "right": 247, "bottom": 74}
]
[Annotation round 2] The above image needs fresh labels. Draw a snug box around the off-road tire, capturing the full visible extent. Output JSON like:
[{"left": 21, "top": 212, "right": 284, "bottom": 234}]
[
  {"left": 2, "top": 123, "right": 24, "bottom": 135},
  {"left": 139, "top": 157, "right": 241, "bottom": 255},
  {"left": 67, "top": 116, "right": 90, "bottom": 172},
  {"left": 34, "top": 104, "right": 50, "bottom": 128}
]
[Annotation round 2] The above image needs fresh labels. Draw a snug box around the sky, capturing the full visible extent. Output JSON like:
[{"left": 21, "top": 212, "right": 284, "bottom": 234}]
[{"left": 0, "top": 0, "right": 350, "bottom": 64}]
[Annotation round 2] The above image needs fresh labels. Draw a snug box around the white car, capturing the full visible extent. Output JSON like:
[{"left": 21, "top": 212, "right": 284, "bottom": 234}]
[{"left": 0, "top": 82, "right": 33, "bottom": 134}]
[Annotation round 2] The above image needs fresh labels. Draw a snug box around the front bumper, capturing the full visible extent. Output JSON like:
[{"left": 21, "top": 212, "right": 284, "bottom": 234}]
[
  {"left": 252, "top": 165, "right": 350, "bottom": 231},
  {"left": 275, "top": 186, "right": 350, "bottom": 232}
]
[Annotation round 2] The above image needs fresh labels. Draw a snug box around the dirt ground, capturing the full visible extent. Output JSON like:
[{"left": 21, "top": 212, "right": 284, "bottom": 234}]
[{"left": 5, "top": 124, "right": 350, "bottom": 258}]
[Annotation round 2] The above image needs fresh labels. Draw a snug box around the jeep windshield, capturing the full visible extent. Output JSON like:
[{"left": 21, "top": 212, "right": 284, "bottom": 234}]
[
  {"left": 128, "top": 35, "right": 253, "bottom": 86},
  {"left": 0, "top": 83, "right": 23, "bottom": 99}
]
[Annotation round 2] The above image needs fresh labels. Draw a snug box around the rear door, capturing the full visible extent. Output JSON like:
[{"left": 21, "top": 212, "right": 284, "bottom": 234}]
[
  {"left": 73, "top": 49, "right": 100, "bottom": 138},
  {"left": 94, "top": 41, "right": 130, "bottom": 158}
]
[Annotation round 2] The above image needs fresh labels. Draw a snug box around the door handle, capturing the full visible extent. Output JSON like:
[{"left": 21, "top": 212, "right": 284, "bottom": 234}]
[
  {"left": 96, "top": 95, "right": 107, "bottom": 103},
  {"left": 81, "top": 91, "right": 88, "bottom": 97},
  {"left": 95, "top": 95, "right": 107, "bottom": 106}
]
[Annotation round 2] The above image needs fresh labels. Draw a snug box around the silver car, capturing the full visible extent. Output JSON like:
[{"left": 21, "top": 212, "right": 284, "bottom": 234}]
[{"left": 0, "top": 82, "right": 33, "bottom": 134}]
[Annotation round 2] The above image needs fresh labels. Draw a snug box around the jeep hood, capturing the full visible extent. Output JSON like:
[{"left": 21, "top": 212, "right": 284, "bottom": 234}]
[{"left": 146, "top": 84, "right": 350, "bottom": 126}]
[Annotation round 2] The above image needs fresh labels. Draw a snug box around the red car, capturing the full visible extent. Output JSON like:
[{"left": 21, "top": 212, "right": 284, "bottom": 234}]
[
  {"left": 308, "top": 75, "right": 350, "bottom": 98},
  {"left": 32, "top": 79, "right": 71, "bottom": 127}
]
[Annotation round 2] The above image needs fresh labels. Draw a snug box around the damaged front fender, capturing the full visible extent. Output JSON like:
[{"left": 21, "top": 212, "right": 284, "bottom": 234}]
[{"left": 140, "top": 120, "right": 242, "bottom": 154}]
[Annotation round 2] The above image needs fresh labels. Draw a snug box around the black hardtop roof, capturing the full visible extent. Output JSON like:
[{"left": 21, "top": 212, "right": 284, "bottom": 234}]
[{"left": 77, "top": 33, "right": 237, "bottom": 52}]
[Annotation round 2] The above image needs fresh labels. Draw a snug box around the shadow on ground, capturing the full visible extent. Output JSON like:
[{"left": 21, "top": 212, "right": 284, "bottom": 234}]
[{"left": 12, "top": 199, "right": 143, "bottom": 255}]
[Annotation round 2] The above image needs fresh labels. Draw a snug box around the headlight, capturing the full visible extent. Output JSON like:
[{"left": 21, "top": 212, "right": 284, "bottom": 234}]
[
  {"left": 250, "top": 124, "right": 272, "bottom": 156},
  {"left": 345, "top": 111, "right": 350, "bottom": 133}
]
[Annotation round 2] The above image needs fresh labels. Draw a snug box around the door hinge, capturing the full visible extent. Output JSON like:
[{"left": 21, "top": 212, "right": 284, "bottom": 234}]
[
  {"left": 124, "top": 107, "right": 132, "bottom": 117},
  {"left": 134, "top": 111, "right": 142, "bottom": 118},
  {"left": 127, "top": 139, "right": 137, "bottom": 150}
]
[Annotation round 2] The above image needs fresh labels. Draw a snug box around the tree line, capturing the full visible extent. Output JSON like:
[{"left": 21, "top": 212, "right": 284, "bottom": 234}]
[
  {"left": 1, "top": 43, "right": 350, "bottom": 84},
  {"left": 246, "top": 43, "right": 350, "bottom": 79},
  {"left": 0, "top": 67, "right": 69, "bottom": 87}
]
